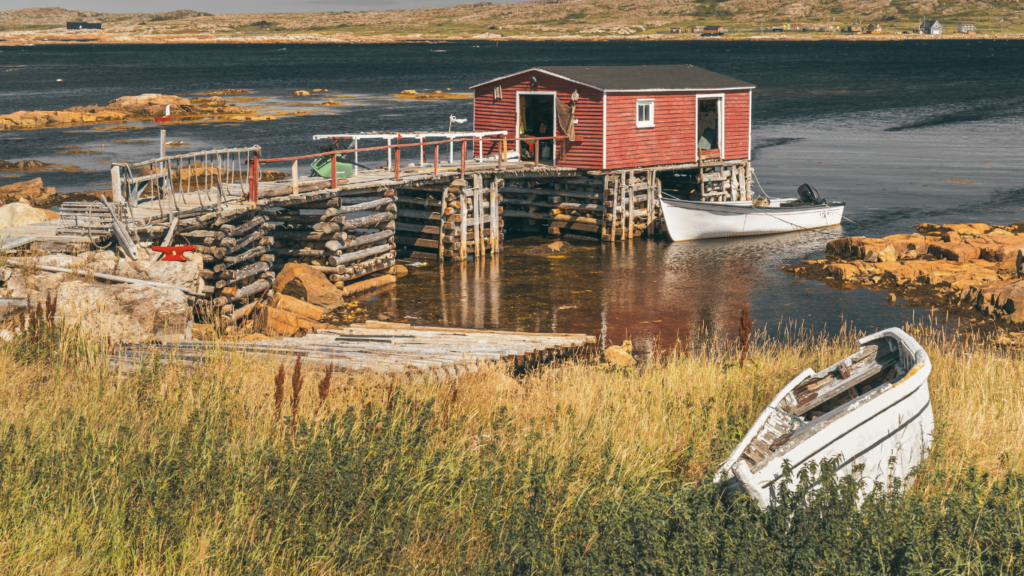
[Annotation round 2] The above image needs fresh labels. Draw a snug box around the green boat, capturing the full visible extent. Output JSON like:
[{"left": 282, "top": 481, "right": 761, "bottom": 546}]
[{"left": 310, "top": 153, "right": 354, "bottom": 179}]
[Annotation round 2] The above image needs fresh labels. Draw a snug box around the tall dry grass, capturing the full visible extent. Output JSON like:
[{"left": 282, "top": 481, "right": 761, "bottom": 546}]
[{"left": 0, "top": 317, "right": 1020, "bottom": 574}]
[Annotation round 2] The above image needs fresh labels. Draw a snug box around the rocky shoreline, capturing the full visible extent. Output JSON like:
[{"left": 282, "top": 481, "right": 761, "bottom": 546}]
[
  {"left": 783, "top": 223, "right": 1024, "bottom": 335},
  {"left": 0, "top": 93, "right": 273, "bottom": 131}
]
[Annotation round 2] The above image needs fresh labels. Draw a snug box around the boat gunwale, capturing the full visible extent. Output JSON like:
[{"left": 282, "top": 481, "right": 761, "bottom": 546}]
[
  {"left": 661, "top": 197, "right": 847, "bottom": 215},
  {"left": 717, "top": 328, "right": 930, "bottom": 481},
  {"left": 747, "top": 330, "right": 930, "bottom": 475}
]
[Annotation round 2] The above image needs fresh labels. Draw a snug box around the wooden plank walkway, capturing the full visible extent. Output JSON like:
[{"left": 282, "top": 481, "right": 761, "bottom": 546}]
[{"left": 110, "top": 321, "right": 597, "bottom": 376}]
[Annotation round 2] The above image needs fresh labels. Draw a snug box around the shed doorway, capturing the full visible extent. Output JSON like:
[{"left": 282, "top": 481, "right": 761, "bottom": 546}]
[
  {"left": 518, "top": 93, "right": 557, "bottom": 165},
  {"left": 697, "top": 96, "right": 723, "bottom": 160}
]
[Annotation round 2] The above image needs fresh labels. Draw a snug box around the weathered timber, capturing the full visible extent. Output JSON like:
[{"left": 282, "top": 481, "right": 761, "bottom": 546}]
[
  {"left": 342, "top": 211, "right": 395, "bottom": 230},
  {"left": 212, "top": 279, "right": 270, "bottom": 306},
  {"left": 328, "top": 242, "right": 394, "bottom": 266}
]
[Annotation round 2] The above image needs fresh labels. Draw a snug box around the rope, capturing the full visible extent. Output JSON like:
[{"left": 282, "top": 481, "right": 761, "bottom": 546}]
[{"left": 749, "top": 170, "right": 840, "bottom": 236}]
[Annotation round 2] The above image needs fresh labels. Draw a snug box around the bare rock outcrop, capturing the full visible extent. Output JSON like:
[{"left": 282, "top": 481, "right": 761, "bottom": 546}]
[
  {"left": 0, "top": 177, "right": 57, "bottom": 206},
  {"left": 788, "top": 221, "right": 1024, "bottom": 325},
  {"left": 2, "top": 250, "right": 203, "bottom": 342},
  {"left": 55, "top": 280, "right": 193, "bottom": 343},
  {"left": 0, "top": 202, "right": 58, "bottom": 229}
]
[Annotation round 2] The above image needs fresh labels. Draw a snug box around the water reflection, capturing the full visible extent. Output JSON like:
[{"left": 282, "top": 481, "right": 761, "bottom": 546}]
[{"left": 359, "top": 230, "right": 879, "bottom": 351}]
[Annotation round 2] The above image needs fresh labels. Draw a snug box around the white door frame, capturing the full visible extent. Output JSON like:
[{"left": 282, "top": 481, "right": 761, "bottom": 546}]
[
  {"left": 516, "top": 91, "right": 558, "bottom": 167},
  {"left": 695, "top": 93, "right": 725, "bottom": 161}
]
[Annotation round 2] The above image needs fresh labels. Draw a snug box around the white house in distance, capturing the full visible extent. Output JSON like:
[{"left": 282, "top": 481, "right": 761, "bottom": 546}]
[
  {"left": 920, "top": 19, "right": 942, "bottom": 34},
  {"left": 958, "top": 22, "right": 976, "bottom": 34}
]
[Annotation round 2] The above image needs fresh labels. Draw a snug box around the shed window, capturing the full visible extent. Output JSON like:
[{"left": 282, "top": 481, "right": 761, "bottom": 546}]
[{"left": 636, "top": 99, "right": 654, "bottom": 128}]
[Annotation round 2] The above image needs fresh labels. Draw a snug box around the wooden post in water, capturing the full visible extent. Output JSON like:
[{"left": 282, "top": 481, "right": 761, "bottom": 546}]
[
  {"left": 473, "top": 174, "right": 483, "bottom": 258},
  {"left": 459, "top": 183, "right": 468, "bottom": 261},
  {"left": 489, "top": 179, "right": 500, "bottom": 254},
  {"left": 291, "top": 160, "right": 299, "bottom": 195},
  {"left": 159, "top": 129, "right": 166, "bottom": 159}
]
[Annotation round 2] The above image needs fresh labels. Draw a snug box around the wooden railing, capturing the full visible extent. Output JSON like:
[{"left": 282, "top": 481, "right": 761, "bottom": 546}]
[
  {"left": 254, "top": 135, "right": 566, "bottom": 202},
  {"left": 111, "top": 146, "right": 262, "bottom": 213}
]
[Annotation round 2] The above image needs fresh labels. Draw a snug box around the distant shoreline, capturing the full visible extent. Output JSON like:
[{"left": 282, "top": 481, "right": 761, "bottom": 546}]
[{"left": 2, "top": 32, "right": 1024, "bottom": 46}]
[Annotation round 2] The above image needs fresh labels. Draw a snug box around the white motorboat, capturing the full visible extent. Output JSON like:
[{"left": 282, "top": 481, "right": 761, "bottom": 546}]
[
  {"left": 717, "top": 327, "right": 934, "bottom": 509},
  {"left": 660, "top": 184, "right": 845, "bottom": 242}
]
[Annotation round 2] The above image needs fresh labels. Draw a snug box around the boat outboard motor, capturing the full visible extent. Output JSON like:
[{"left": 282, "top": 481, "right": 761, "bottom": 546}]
[{"left": 797, "top": 184, "right": 825, "bottom": 205}]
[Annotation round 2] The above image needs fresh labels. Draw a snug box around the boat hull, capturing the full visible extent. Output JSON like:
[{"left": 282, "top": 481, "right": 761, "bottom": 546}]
[
  {"left": 660, "top": 198, "right": 845, "bottom": 242},
  {"left": 719, "top": 328, "right": 934, "bottom": 509}
]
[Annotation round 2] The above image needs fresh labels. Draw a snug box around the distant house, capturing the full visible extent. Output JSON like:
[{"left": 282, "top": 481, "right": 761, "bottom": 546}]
[
  {"left": 669, "top": 27, "right": 681, "bottom": 33},
  {"left": 691, "top": 26, "right": 704, "bottom": 33},
  {"left": 848, "top": 24, "right": 863, "bottom": 33},
  {"left": 703, "top": 25, "right": 727, "bottom": 34},
  {"left": 866, "top": 23, "right": 883, "bottom": 34},
  {"left": 920, "top": 20, "right": 942, "bottom": 35},
  {"left": 66, "top": 22, "right": 102, "bottom": 30},
  {"left": 958, "top": 22, "right": 976, "bottom": 34}
]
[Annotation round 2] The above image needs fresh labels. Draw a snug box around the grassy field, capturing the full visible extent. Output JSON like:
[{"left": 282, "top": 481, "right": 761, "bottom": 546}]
[{"left": 0, "top": 315, "right": 1022, "bottom": 574}]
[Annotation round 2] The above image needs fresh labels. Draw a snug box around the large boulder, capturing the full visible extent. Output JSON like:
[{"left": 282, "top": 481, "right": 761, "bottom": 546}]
[
  {"left": 961, "top": 279, "right": 1024, "bottom": 324},
  {"left": 55, "top": 280, "right": 192, "bottom": 343},
  {"left": 0, "top": 177, "right": 57, "bottom": 205},
  {"left": 0, "top": 202, "right": 58, "bottom": 229},
  {"left": 274, "top": 263, "right": 345, "bottom": 310}
]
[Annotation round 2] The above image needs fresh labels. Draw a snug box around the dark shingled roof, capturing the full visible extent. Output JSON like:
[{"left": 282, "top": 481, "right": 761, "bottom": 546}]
[{"left": 472, "top": 65, "right": 754, "bottom": 91}]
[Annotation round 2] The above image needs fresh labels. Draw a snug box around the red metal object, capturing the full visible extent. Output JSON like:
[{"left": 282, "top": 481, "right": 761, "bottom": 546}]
[
  {"left": 152, "top": 245, "right": 196, "bottom": 262},
  {"left": 330, "top": 152, "right": 337, "bottom": 189},
  {"left": 248, "top": 153, "right": 259, "bottom": 203}
]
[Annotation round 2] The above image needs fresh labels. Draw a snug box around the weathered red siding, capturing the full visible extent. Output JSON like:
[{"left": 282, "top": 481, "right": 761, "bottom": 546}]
[
  {"left": 606, "top": 89, "right": 751, "bottom": 168},
  {"left": 473, "top": 71, "right": 604, "bottom": 170},
  {"left": 473, "top": 70, "right": 752, "bottom": 170},
  {"left": 605, "top": 92, "right": 697, "bottom": 169},
  {"left": 723, "top": 91, "right": 751, "bottom": 161}
]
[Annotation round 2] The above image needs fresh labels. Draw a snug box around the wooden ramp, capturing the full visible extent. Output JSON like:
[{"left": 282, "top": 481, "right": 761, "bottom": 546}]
[{"left": 111, "top": 321, "right": 597, "bottom": 376}]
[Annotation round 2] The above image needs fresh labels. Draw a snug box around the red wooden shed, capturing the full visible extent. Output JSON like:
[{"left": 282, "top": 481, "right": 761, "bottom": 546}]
[{"left": 470, "top": 65, "right": 755, "bottom": 171}]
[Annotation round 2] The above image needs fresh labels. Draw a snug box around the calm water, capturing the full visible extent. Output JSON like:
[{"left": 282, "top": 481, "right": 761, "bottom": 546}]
[{"left": 2, "top": 41, "right": 1023, "bottom": 348}]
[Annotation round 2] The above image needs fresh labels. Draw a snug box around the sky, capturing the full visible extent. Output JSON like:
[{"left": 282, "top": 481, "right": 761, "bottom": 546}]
[{"left": 5, "top": 0, "right": 525, "bottom": 12}]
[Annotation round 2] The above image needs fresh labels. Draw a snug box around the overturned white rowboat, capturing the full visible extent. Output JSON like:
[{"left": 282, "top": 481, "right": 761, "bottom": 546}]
[
  {"left": 661, "top": 184, "right": 845, "bottom": 242},
  {"left": 717, "top": 327, "right": 934, "bottom": 509}
]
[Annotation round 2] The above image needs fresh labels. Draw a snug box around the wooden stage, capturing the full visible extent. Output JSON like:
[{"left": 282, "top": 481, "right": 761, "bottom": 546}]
[
  {"left": 0, "top": 160, "right": 578, "bottom": 253},
  {"left": 110, "top": 321, "right": 597, "bottom": 375}
]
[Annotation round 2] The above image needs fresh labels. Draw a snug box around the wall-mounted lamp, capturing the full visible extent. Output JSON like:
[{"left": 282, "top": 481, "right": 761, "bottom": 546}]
[{"left": 529, "top": 75, "right": 538, "bottom": 90}]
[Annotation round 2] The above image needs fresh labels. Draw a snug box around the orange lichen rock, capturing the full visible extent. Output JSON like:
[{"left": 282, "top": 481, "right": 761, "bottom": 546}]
[{"left": 787, "top": 222, "right": 1024, "bottom": 325}]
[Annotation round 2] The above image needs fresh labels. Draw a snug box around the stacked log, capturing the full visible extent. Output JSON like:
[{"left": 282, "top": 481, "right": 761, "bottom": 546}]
[
  {"left": 504, "top": 175, "right": 606, "bottom": 239},
  {"left": 175, "top": 205, "right": 275, "bottom": 324},
  {"left": 498, "top": 171, "right": 661, "bottom": 242},
  {"left": 662, "top": 160, "right": 752, "bottom": 202},
  {"left": 394, "top": 174, "right": 502, "bottom": 262},
  {"left": 600, "top": 170, "right": 660, "bottom": 242},
  {"left": 261, "top": 188, "right": 398, "bottom": 297}
]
